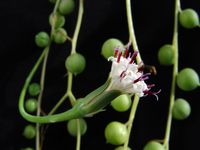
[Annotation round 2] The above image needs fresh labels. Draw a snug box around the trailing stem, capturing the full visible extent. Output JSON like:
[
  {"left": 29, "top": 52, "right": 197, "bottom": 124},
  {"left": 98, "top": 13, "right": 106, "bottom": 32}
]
[
  {"left": 163, "top": 0, "right": 180, "bottom": 149},
  {"left": 123, "top": 0, "right": 143, "bottom": 149}
]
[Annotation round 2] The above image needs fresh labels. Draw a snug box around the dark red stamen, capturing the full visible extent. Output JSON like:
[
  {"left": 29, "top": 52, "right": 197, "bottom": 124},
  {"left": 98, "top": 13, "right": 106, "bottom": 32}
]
[
  {"left": 133, "top": 76, "right": 142, "bottom": 83},
  {"left": 129, "top": 51, "right": 138, "bottom": 64},
  {"left": 123, "top": 48, "right": 129, "bottom": 58},
  {"left": 133, "top": 73, "right": 151, "bottom": 83},
  {"left": 142, "top": 73, "right": 151, "bottom": 77},
  {"left": 120, "top": 70, "right": 126, "bottom": 78},
  {"left": 117, "top": 51, "right": 122, "bottom": 63},
  {"left": 143, "top": 89, "right": 161, "bottom": 95},
  {"left": 114, "top": 49, "right": 118, "bottom": 58},
  {"left": 142, "top": 76, "right": 149, "bottom": 81},
  {"left": 147, "top": 84, "right": 155, "bottom": 88},
  {"left": 143, "top": 89, "right": 161, "bottom": 100}
]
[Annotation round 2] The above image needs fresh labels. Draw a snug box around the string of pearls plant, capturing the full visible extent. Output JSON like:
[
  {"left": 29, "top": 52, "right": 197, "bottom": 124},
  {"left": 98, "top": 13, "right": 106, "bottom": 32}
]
[{"left": 19, "top": 0, "right": 199, "bottom": 150}]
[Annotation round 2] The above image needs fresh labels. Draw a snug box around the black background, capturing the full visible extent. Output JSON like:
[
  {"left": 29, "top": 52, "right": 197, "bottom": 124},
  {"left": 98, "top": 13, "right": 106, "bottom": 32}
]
[{"left": 0, "top": 0, "right": 199, "bottom": 150}]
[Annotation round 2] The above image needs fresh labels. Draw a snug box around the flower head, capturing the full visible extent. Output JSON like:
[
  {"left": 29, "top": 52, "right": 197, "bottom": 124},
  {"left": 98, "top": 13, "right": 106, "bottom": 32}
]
[{"left": 108, "top": 47, "right": 160, "bottom": 99}]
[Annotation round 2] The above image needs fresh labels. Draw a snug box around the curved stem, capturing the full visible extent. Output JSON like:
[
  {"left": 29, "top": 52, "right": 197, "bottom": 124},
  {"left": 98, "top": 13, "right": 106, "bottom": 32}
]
[
  {"left": 123, "top": 96, "right": 140, "bottom": 149},
  {"left": 124, "top": 0, "right": 142, "bottom": 149},
  {"left": 163, "top": 0, "right": 180, "bottom": 148},
  {"left": 71, "top": 0, "right": 84, "bottom": 54},
  {"left": 126, "top": 0, "right": 142, "bottom": 63},
  {"left": 36, "top": 46, "right": 50, "bottom": 150}
]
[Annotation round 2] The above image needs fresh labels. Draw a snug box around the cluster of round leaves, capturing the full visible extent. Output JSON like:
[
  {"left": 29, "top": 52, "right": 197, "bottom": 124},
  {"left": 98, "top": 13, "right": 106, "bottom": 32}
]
[
  {"left": 25, "top": 83, "right": 41, "bottom": 113},
  {"left": 104, "top": 95, "right": 132, "bottom": 147},
  {"left": 158, "top": 55, "right": 198, "bottom": 120},
  {"left": 35, "top": 28, "right": 67, "bottom": 47},
  {"left": 154, "top": 8, "right": 199, "bottom": 150},
  {"left": 23, "top": 0, "right": 76, "bottom": 149},
  {"left": 158, "top": 8, "right": 199, "bottom": 65},
  {"left": 172, "top": 68, "right": 199, "bottom": 120},
  {"left": 157, "top": 8, "right": 199, "bottom": 122},
  {"left": 35, "top": 0, "right": 76, "bottom": 48},
  {"left": 22, "top": 83, "right": 41, "bottom": 149}
]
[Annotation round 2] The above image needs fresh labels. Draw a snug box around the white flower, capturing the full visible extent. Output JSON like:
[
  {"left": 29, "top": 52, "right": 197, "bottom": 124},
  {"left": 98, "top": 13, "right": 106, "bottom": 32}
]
[{"left": 107, "top": 48, "right": 160, "bottom": 98}]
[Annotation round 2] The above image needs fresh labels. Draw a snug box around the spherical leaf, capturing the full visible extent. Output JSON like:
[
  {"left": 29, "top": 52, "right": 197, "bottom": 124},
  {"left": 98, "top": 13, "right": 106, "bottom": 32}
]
[
  {"left": 65, "top": 53, "right": 86, "bottom": 75},
  {"left": 49, "top": 12, "right": 65, "bottom": 29},
  {"left": 176, "top": 68, "right": 199, "bottom": 91},
  {"left": 179, "top": 9, "right": 199, "bottom": 29},
  {"left": 143, "top": 141, "right": 165, "bottom": 150},
  {"left": 35, "top": 32, "right": 50, "bottom": 48},
  {"left": 28, "top": 83, "right": 41, "bottom": 96},
  {"left": 105, "top": 121, "right": 128, "bottom": 145},
  {"left": 25, "top": 98, "right": 38, "bottom": 113},
  {"left": 111, "top": 94, "right": 132, "bottom": 112},
  {"left": 53, "top": 28, "right": 68, "bottom": 44},
  {"left": 158, "top": 44, "right": 175, "bottom": 65},
  {"left": 172, "top": 98, "right": 191, "bottom": 120},
  {"left": 23, "top": 125, "right": 36, "bottom": 139},
  {"left": 67, "top": 119, "right": 87, "bottom": 137},
  {"left": 58, "top": 0, "right": 75, "bottom": 15},
  {"left": 101, "top": 38, "right": 124, "bottom": 59}
]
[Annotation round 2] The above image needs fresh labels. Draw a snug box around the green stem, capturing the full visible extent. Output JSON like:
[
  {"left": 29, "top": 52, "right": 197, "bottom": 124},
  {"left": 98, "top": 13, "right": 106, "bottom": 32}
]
[
  {"left": 163, "top": 0, "right": 180, "bottom": 148},
  {"left": 70, "top": 1, "right": 84, "bottom": 149},
  {"left": 36, "top": 46, "right": 50, "bottom": 150},
  {"left": 123, "top": 96, "right": 140, "bottom": 149},
  {"left": 71, "top": 0, "right": 84, "bottom": 54},
  {"left": 47, "top": 1, "right": 84, "bottom": 149},
  {"left": 126, "top": 0, "right": 142, "bottom": 63},
  {"left": 52, "top": 0, "right": 61, "bottom": 14},
  {"left": 76, "top": 119, "right": 81, "bottom": 150},
  {"left": 48, "top": 92, "right": 69, "bottom": 115},
  {"left": 35, "top": 0, "right": 61, "bottom": 149},
  {"left": 124, "top": 0, "right": 142, "bottom": 149},
  {"left": 47, "top": 72, "right": 76, "bottom": 116},
  {"left": 48, "top": 0, "right": 85, "bottom": 114}
]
